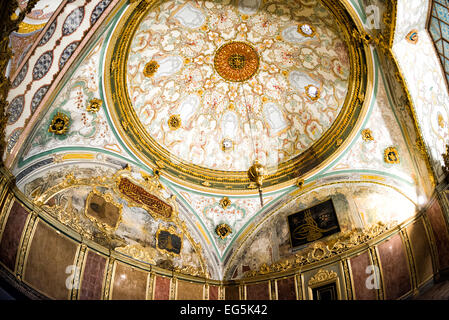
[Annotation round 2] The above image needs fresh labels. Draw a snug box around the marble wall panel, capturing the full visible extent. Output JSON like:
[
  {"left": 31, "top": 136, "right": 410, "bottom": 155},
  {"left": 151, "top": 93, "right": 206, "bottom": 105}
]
[
  {"left": 0, "top": 201, "right": 29, "bottom": 271},
  {"left": 276, "top": 277, "right": 296, "bottom": 300},
  {"left": 426, "top": 200, "right": 449, "bottom": 270},
  {"left": 79, "top": 250, "right": 106, "bottom": 300},
  {"left": 111, "top": 262, "right": 148, "bottom": 300},
  {"left": 23, "top": 220, "right": 78, "bottom": 300},
  {"left": 176, "top": 280, "right": 204, "bottom": 300},
  {"left": 246, "top": 282, "right": 270, "bottom": 300},
  {"left": 153, "top": 275, "right": 171, "bottom": 300},
  {"left": 377, "top": 234, "right": 411, "bottom": 299},
  {"left": 225, "top": 285, "right": 240, "bottom": 300},
  {"left": 349, "top": 251, "right": 377, "bottom": 300},
  {"left": 406, "top": 219, "right": 434, "bottom": 286},
  {"left": 209, "top": 285, "right": 219, "bottom": 300}
]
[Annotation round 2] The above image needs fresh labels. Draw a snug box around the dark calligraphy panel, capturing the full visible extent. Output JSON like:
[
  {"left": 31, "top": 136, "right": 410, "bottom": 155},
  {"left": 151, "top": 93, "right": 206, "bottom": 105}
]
[
  {"left": 156, "top": 230, "right": 182, "bottom": 255},
  {"left": 287, "top": 199, "right": 340, "bottom": 249},
  {"left": 86, "top": 193, "right": 121, "bottom": 229}
]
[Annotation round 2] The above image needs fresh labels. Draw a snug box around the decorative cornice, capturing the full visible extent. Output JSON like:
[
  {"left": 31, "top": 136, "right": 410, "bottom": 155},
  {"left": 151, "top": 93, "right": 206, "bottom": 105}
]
[
  {"left": 244, "top": 221, "right": 395, "bottom": 278},
  {"left": 308, "top": 269, "right": 338, "bottom": 286}
]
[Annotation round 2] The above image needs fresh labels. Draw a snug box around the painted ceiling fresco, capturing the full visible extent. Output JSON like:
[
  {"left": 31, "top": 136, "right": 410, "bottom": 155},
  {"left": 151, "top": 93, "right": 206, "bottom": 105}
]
[
  {"left": 429, "top": 0, "right": 449, "bottom": 100},
  {"left": 126, "top": 0, "right": 350, "bottom": 171},
  {"left": 3, "top": 0, "right": 446, "bottom": 280}
]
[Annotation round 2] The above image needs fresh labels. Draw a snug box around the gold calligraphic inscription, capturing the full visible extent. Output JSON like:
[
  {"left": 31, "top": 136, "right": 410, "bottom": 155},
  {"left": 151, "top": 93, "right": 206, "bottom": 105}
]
[
  {"left": 214, "top": 42, "right": 259, "bottom": 82},
  {"left": 117, "top": 177, "right": 173, "bottom": 219},
  {"left": 293, "top": 209, "right": 338, "bottom": 242},
  {"left": 48, "top": 112, "right": 70, "bottom": 135},
  {"left": 85, "top": 189, "right": 123, "bottom": 233},
  {"left": 143, "top": 60, "right": 159, "bottom": 77},
  {"left": 156, "top": 226, "right": 183, "bottom": 256}
]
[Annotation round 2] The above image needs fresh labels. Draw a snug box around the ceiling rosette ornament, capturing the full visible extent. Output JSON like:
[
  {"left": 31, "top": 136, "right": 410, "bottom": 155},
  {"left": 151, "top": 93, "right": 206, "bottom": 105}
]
[{"left": 105, "top": 0, "right": 371, "bottom": 191}]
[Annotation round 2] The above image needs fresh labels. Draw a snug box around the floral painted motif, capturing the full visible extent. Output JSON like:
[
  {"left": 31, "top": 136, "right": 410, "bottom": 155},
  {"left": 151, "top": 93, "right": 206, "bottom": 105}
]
[
  {"left": 7, "top": 95, "right": 25, "bottom": 124},
  {"left": 21, "top": 36, "right": 123, "bottom": 161},
  {"left": 11, "top": 62, "right": 28, "bottom": 88},
  {"left": 31, "top": 85, "right": 49, "bottom": 113},
  {"left": 32, "top": 51, "right": 53, "bottom": 80},
  {"left": 62, "top": 7, "right": 84, "bottom": 36},
  {"left": 90, "top": 0, "right": 112, "bottom": 25},
  {"left": 38, "top": 21, "right": 57, "bottom": 47},
  {"left": 59, "top": 41, "right": 80, "bottom": 69},
  {"left": 127, "top": 0, "right": 350, "bottom": 171}
]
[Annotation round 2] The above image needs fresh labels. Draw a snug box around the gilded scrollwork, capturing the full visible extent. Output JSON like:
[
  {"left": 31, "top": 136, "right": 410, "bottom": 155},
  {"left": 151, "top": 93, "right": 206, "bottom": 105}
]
[
  {"left": 31, "top": 166, "right": 208, "bottom": 277},
  {"left": 243, "top": 221, "right": 395, "bottom": 278},
  {"left": 308, "top": 269, "right": 338, "bottom": 286}
]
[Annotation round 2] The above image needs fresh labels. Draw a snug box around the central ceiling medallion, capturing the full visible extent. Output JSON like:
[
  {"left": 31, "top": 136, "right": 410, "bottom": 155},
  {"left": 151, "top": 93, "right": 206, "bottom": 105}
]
[{"left": 214, "top": 41, "right": 259, "bottom": 82}]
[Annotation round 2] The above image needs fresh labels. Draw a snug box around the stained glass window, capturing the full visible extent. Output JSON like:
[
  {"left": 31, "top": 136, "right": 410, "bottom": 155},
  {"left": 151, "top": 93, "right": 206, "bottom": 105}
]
[{"left": 429, "top": 0, "right": 449, "bottom": 85}]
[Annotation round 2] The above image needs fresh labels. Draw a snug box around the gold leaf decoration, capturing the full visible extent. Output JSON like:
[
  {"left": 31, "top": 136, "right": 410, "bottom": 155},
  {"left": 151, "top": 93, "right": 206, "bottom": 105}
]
[
  {"left": 244, "top": 222, "right": 395, "bottom": 277},
  {"left": 48, "top": 112, "right": 70, "bottom": 135},
  {"left": 219, "top": 196, "right": 231, "bottom": 209},
  {"left": 143, "top": 60, "right": 159, "bottom": 77},
  {"left": 384, "top": 147, "right": 400, "bottom": 164},
  {"left": 87, "top": 98, "right": 102, "bottom": 113}
]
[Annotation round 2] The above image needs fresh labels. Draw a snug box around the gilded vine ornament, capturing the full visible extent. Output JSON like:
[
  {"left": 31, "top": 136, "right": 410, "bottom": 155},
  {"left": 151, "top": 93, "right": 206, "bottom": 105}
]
[
  {"left": 243, "top": 221, "right": 395, "bottom": 277},
  {"left": 168, "top": 114, "right": 181, "bottom": 130},
  {"left": 48, "top": 112, "right": 70, "bottom": 135},
  {"left": 215, "top": 223, "right": 232, "bottom": 239},
  {"left": 32, "top": 167, "right": 208, "bottom": 277},
  {"left": 308, "top": 269, "right": 338, "bottom": 286}
]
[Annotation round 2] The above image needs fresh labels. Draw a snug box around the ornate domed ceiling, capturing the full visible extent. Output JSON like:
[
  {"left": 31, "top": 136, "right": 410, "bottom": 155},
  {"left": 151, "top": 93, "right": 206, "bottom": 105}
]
[
  {"left": 106, "top": 0, "right": 368, "bottom": 191},
  {"left": 3, "top": 0, "right": 444, "bottom": 287}
]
